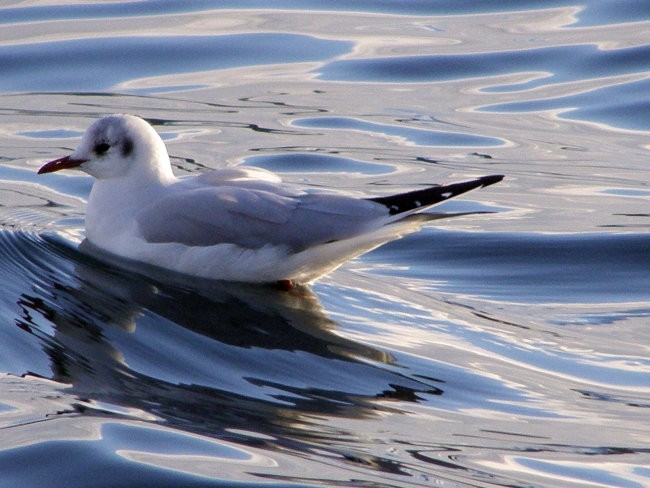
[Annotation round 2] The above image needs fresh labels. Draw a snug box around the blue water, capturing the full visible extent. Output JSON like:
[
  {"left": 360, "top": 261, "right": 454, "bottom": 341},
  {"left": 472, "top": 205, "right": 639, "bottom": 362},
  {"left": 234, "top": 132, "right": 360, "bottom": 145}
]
[
  {"left": 483, "top": 77, "right": 650, "bottom": 130},
  {"left": 292, "top": 117, "right": 503, "bottom": 147},
  {"left": 0, "top": 34, "right": 351, "bottom": 92},
  {"left": 1, "top": 1, "right": 649, "bottom": 487},
  {"left": 1, "top": 0, "right": 648, "bottom": 25},
  {"left": 320, "top": 44, "right": 650, "bottom": 88}
]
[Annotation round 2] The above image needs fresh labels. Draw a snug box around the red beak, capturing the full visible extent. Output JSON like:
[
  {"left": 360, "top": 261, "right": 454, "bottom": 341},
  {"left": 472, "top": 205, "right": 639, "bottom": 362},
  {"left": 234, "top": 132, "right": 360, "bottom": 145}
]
[{"left": 38, "top": 155, "right": 87, "bottom": 174}]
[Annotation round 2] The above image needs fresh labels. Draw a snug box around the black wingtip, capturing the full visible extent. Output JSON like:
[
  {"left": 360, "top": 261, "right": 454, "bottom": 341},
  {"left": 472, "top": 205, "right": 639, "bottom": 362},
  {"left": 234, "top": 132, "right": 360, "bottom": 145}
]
[
  {"left": 480, "top": 174, "right": 505, "bottom": 187},
  {"left": 368, "top": 174, "right": 504, "bottom": 216}
]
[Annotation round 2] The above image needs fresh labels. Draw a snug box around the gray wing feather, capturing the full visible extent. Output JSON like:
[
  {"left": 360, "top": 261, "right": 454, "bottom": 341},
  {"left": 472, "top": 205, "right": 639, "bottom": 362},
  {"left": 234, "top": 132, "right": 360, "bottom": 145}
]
[{"left": 137, "top": 186, "right": 388, "bottom": 251}]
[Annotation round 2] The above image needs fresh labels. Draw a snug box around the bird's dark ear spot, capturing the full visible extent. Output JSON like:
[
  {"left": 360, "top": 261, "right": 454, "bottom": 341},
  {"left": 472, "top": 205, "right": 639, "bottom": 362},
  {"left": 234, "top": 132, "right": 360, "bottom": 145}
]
[{"left": 122, "top": 138, "right": 134, "bottom": 157}]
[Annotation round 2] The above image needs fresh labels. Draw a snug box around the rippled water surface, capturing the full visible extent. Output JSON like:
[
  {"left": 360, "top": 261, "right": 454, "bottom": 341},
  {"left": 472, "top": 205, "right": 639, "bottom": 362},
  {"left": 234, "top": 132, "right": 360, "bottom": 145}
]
[{"left": 1, "top": 1, "right": 649, "bottom": 487}]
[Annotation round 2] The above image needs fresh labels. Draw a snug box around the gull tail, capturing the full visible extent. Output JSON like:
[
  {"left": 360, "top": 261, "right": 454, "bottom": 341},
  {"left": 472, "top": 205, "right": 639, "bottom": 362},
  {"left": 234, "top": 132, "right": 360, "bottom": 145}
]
[{"left": 368, "top": 174, "right": 504, "bottom": 216}]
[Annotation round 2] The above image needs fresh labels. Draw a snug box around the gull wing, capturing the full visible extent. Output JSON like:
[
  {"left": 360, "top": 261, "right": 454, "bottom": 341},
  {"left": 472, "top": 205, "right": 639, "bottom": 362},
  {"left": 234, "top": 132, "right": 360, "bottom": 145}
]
[
  {"left": 136, "top": 185, "right": 388, "bottom": 251},
  {"left": 368, "top": 174, "right": 504, "bottom": 216},
  {"left": 136, "top": 169, "right": 504, "bottom": 253}
]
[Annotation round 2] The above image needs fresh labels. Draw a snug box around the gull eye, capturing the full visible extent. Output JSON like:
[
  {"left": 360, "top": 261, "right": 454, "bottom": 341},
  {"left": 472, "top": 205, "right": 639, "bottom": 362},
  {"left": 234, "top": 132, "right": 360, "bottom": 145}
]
[
  {"left": 94, "top": 142, "right": 111, "bottom": 155},
  {"left": 122, "top": 138, "right": 133, "bottom": 157}
]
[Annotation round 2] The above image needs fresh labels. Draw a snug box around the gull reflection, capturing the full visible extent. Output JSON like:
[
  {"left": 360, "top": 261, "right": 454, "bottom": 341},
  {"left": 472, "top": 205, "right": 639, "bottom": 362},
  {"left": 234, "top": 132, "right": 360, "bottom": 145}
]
[{"left": 15, "top": 235, "right": 442, "bottom": 455}]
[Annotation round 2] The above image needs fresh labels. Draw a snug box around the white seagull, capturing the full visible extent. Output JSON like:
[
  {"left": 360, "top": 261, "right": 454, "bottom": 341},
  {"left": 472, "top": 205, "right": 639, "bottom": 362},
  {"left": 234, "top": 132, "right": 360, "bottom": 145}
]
[{"left": 39, "top": 114, "right": 503, "bottom": 288}]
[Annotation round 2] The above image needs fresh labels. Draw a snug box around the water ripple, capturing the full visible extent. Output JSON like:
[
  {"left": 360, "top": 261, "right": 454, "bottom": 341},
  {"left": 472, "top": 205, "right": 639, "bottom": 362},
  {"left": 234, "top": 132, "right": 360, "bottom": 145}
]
[
  {"left": 370, "top": 230, "right": 650, "bottom": 304},
  {"left": 320, "top": 44, "right": 650, "bottom": 90},
  {"left": 0, "top": 34, "right": 351, "bottom": 92},
  {"left": 293, "top": 117, "right": 503, "bottom": 147},
  {"left": 481, "top": 76, "right": 650, "bottom": 130},
  {"left": 2, "top": 1, "right": 649, "bottom": 25},
  {"left": 1, "top": 1, "right": 650, "bottom": 486}
]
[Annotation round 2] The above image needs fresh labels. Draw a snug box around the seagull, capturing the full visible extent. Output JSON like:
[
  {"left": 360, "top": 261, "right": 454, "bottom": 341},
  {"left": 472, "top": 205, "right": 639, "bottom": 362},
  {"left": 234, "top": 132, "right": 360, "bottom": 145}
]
[{"left": 38, "top": 114, "right": 503, "bottom": 288}]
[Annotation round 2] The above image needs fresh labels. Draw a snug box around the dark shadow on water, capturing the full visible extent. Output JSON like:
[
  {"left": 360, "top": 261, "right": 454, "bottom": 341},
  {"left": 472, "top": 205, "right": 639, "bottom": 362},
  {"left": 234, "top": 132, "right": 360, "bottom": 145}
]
[{"left": 2, "top": 231, "right": 444, "bottom": 481}]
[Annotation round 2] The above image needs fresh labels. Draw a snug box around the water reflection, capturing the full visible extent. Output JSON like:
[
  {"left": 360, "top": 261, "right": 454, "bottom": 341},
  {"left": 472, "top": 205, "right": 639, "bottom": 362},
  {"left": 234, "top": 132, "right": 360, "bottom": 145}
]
[
  {"left": 3, "top": 1, "right": 648, "bottom": 26},
  {"left": 293, "top": 117, "right": 503, "bottom": 147},
  {"left": 12, "top": 232, "right": 442, "bottom": 458},
  {"left": 481, "top": 76, "right": 650, "bottom": 130},
  {"left": 0, "top": 34, "right": 351, "bottom": 92},
  {"left": 319, "top": 44, "right": 650, "bottom": 89}
]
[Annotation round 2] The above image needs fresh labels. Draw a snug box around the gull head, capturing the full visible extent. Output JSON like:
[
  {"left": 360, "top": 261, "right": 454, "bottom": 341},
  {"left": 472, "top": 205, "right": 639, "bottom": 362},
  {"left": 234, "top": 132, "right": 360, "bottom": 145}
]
[{"left": 38, "top": 114, "right": 174, "bottom": 182}]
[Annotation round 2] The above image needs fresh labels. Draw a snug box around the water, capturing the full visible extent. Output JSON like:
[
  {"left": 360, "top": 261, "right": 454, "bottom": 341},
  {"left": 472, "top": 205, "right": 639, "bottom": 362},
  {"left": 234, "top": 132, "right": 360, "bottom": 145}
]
[{"left": 1, "top": 1, "right": 649, "bottom": 486}]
